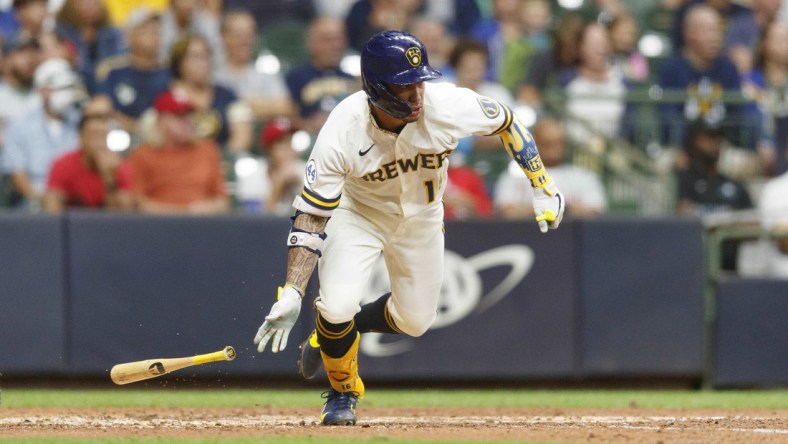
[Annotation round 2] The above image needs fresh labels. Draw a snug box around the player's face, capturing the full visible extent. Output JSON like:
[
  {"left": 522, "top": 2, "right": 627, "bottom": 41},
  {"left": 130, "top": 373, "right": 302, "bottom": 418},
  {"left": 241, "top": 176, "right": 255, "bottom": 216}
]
[{"left": 386, "top": 82, "right": 425, "bottom": 122}]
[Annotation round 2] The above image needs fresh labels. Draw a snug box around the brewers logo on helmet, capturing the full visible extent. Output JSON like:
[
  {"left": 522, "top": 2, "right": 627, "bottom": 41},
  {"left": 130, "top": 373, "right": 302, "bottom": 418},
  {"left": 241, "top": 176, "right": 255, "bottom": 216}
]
[
  {"left": 360, "top": 31, "right": 441, "bottom": 119},
  {"left": 405, "top": 47, "right": 422, "bottom": 67}
]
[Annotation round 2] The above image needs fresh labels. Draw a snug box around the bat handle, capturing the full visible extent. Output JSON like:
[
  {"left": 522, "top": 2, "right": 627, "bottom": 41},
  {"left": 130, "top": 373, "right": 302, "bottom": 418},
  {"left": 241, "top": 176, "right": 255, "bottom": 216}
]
[{"left": 192, "top": 346, "right": 236, "bottom": 365}]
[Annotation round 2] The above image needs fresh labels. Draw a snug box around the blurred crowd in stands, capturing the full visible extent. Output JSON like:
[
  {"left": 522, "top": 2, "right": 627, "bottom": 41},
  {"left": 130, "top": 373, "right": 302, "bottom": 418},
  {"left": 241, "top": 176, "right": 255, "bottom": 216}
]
[{"left": 0, "top": 0, "right": 786, "bottom": 274}]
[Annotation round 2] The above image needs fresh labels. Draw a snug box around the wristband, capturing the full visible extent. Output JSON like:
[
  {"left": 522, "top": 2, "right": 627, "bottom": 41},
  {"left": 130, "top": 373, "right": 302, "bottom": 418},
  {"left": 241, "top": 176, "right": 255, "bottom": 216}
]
[{"left": 285, "top": 283, "right": 304, "bottom": 298}]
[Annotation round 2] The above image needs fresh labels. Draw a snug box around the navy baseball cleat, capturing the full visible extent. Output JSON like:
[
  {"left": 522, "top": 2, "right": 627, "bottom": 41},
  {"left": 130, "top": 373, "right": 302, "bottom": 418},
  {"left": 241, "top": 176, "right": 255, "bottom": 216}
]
[
  {"left": 297, "top": 330, "right": 322, "bottom": 379},
  {"left": 320, "top": 388, "right": 359, "bottom": 425}
]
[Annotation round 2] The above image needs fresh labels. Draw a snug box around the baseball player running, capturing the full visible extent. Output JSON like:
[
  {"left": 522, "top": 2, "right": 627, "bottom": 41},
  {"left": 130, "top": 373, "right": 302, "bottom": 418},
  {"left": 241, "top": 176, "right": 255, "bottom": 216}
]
[{"left": 254, "top": 30, "right": 564, "bottom": 426}]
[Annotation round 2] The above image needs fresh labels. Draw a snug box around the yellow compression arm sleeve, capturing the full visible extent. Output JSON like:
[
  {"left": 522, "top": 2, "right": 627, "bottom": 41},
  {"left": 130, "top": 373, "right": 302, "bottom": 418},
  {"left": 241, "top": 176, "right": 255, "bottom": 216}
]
[{"left": 493, "top": 105, "right": 551, "bottom": 188}]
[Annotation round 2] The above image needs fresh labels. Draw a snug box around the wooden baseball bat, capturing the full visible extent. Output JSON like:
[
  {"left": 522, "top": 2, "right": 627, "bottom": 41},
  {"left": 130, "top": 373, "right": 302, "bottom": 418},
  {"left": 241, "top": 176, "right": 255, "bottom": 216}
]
[{"left": 110, "top": 346, "right": 236, "bottom": 385}]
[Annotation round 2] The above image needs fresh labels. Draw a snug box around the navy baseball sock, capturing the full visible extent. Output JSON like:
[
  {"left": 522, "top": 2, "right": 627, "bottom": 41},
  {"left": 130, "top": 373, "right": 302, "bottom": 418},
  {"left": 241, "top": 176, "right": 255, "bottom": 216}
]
[
  {"left": 315, "top": 314, "right": 358, "bottom": 358},
  {"left": 355, "top": 293, "right": 403, "bottom": 334}
]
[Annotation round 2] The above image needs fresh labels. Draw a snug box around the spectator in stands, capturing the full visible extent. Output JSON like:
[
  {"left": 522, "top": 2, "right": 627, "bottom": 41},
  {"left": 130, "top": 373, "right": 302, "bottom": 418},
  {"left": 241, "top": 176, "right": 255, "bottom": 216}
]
[
  {"left": 500, "top": 0, "right": 552, "bottom": 92},
  {"left": 221, "top": 0, "right": 315, "bottom": 31},
  {"left": 446, "top": 38, "right": 514, "bottom": 107},
  {"left": 469, "top": 0, "right": 528, "bottom": 83},
  {"left": 677, "top": 119, "right": 752, "bottom": 215},
  {"left": 443, "top": 158, "right": 494, "bottom": 220},
  {"left": 644, "top": 0, "right": 683, "bottom": 44},
  {"left": 11, "top": 0, "right": 48, "bottom": 41},
  {"left": 129, "top": 90, "right": 229, "bottom": 214},
  {"left": 724, "top": 0, "right": 783, "bottom": 76},
  {"left": 344, "top": 0, "right": 422, "bottom": 53},
  {"left": 517, "top": 0, "right": 550, "bottom": 50},
  {"left": 671, "top": 0, "right": 751, "bottom": 52},
  {"left": 656, "top": 4, "right": 751, "bottom": 148},
  {"left": 444, "top": 38, "right": 512, "bottom": 157},
  {"left": 234, "top": 116, "right": 306, "bottom": 215},
  {"left": 422, "top": 0, "right": 481, "bottom": 37},
  {"left": 38, "top": 30, "right": 78, "bottom": 65},
  {"left": 607, "top": 13, "right": 649, "bottom": 84},
  {"left": 0, "top": 58, "right": 83, "bottom": 209},
  {"left": 564, "top": 22, "right": 627, "bottom": 145},
  {"left": 55, "top": 0, "right": 126, "bottom": 94},
  {"left": 495, "top": 117, "right": 607, "bottom": 218},
  {"left": 743, "top": 21, "right": 788, "bottom": 176},
  {"left": 314, "top": 0, "right": 355, "bottom": 20},
  {"left": 516, "top": 13, "right": 585, "bottom": 110},
  {"left": 408, "top": 16, "right": 454, "bottom": 76},
  {"left": 757, "top": 167, "right": 788, "bottom": 277},
  {"left": 214, "top": 9, "right": 292, "bottom": 123},
  {"left": 573, "top": 0, "right": 628, "bottom": 24},
  {"left": 286, "top": 17, "right": 358, "bottom": 133},
  {"left": 102, "top": 0, "right": 169, "bottom": 26},
  {"left": 259, "top": 117, "right": 306, "bottom": 216},
  {"left": 676, "top": 119, "right": 752, "bottom": 270},
  {"left": 159, "top": 0, "right": 223, "bottom": 70},
  {"left": 676, "top": 119, "right": 753, "bottom": 216},
  {"left": 96, "top": 8, "right": 170, "bottom": 134},
  {"left": 0, "top": 34, "right": 41, "bottom": 150},
  {"left": 345, "top": 0, "right": 480, "bottom": 52},
  {"left": 168, "top": 33, "right": 253, "bottom": 153},
  {"left": 43, "top": 100, "right": 133, "bottom": 212}
]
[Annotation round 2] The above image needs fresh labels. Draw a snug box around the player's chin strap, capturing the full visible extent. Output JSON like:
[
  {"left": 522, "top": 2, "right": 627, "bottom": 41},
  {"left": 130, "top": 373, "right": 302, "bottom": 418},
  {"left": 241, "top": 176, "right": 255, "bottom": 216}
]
[{"left": 286, "top": 213, "right": 327, "bottom": 256}]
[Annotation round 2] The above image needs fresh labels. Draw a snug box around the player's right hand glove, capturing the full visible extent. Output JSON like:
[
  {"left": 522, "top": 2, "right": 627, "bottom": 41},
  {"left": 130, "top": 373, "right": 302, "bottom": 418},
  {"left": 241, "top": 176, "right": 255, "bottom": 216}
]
[
  {"left": 254, "top": 286, "right": 302, "bottom": 353},
  {"left": 533, "top": 179, "right": 565, "bottom": 233}
]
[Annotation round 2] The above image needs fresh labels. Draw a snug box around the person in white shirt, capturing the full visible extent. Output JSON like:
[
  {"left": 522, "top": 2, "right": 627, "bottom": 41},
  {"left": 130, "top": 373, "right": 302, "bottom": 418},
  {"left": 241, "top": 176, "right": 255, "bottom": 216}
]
[
  {"left": 495, "top": 117, "right": 606, "bottom": 218},
  {"left": 0, "top": 35, "right": 42, "bottom": 150},
  {"left": 213, "top": 9, "right": 293, "bottom": 122},
  {"left": 564, "top": 22, "right": 626, "bottom": 144},
  {"left": 758, "top": 169, "right": 788, "bottom": 277}
]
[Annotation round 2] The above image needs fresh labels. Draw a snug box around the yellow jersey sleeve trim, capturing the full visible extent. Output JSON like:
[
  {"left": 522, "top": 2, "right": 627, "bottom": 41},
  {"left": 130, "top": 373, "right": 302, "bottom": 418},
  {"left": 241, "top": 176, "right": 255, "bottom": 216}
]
[
  {"left": 300, "top": 187, "right": 340, "bottom": 211},
  {"left": 490, "top": 104, "right": 513, "bottom": 136}
]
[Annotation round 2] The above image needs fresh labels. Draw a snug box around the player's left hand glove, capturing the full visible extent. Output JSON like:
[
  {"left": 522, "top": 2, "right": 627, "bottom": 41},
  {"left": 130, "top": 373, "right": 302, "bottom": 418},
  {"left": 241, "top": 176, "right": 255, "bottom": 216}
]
[
  {"left": 533, "top": 179, "right": 564, "bottom": 233},
  {"left": 254, "top": 286, "right": 302, "bottom": 353}
]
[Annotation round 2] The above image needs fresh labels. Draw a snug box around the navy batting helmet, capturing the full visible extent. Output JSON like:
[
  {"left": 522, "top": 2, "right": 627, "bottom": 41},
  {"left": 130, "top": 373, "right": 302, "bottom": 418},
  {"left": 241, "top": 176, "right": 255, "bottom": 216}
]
[{"left": 361, "top": 30, "right": 441, "bottom": 119}]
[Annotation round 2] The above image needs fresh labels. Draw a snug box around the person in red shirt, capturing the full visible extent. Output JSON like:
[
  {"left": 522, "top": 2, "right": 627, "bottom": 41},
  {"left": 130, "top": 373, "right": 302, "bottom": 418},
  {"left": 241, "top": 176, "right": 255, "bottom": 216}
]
[
  {"left": 43, "top": 111, "right": 133, "bottom": 212},
  {"left": 443, "top": 158, "right": 494, "bottom": 220},
  {"left": 129, "top": 90, "right": 229, "bottom": 214}
]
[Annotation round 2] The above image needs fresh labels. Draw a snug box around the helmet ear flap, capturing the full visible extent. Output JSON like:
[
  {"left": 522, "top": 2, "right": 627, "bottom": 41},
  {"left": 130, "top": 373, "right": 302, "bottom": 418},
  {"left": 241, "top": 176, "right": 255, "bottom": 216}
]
[{"left": 365, "top": 80, "right": 413, "bottom": 119}]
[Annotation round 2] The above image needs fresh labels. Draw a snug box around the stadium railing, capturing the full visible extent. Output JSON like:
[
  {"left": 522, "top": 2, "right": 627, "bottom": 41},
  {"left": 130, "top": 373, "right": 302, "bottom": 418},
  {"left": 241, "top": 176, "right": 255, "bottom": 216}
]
[
  {"left": 701, "top": 213, "right": 788, "bottom": 387},
  {"left": 539, "top": 86, "right": 763, "bottom": 216}
]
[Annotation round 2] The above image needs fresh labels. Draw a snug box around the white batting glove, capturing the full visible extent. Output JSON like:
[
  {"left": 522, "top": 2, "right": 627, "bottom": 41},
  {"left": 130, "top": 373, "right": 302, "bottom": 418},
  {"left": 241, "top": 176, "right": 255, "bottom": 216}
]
[
  {"left": 533, "top": 179, "right": 565, "bottom": 233},
  {"left": 254, "top": 286, "right": 302, "bottom": 353}
]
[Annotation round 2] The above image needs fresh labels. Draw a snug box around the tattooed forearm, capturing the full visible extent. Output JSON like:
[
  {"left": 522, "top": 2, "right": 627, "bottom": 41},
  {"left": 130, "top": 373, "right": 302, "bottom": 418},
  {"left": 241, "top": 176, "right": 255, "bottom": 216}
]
[{"left": 286, "top": 213, "right": 329, "bottom": 294}]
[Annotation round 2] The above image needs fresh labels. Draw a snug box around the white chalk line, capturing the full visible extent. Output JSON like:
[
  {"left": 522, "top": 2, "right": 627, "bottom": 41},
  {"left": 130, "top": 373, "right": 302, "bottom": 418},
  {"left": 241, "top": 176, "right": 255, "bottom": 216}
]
[{"left": 1, "top": 415, "right": 786, "bottom": 434}]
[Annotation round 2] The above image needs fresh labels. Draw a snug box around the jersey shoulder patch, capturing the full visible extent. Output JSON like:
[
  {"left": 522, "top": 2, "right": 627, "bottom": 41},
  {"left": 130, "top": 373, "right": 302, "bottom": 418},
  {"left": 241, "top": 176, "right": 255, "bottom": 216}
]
[{"left": 476, "top": 96, "right": 501, "bottom": 119}]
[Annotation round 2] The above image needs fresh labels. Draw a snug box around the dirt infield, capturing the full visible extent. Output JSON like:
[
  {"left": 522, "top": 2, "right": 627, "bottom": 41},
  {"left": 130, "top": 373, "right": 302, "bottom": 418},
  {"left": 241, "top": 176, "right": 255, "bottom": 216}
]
[{"left": 1, "top": 406, "right": 787, "bottom": 442}]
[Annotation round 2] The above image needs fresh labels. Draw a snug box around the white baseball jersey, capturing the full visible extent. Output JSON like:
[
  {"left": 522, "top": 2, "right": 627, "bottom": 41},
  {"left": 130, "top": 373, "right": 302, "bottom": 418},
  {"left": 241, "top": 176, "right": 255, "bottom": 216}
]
[
  {"left": 293, "top": 81, "right": 513, "bottom": 331},
  {"left": 293, "top": 82, "right": 511, "bottom": 220}
]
